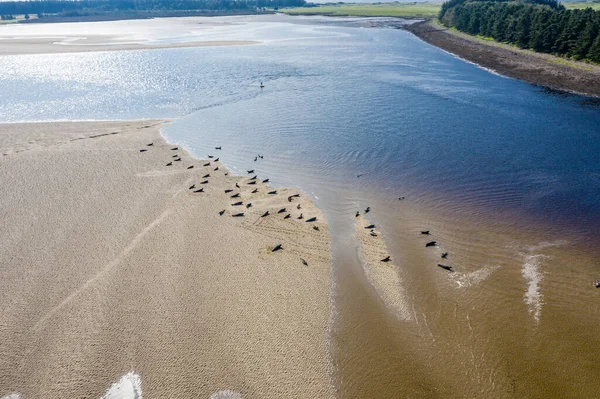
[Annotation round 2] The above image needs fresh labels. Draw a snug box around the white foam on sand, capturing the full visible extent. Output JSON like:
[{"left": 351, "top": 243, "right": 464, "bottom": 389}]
[
  {"left": 526, "top": 240, "right": 568, "bottom": 253},
  {"left": 520, "top": 240, "right": 566, "bottom": 323},
  {"left": 2, "top": 380, "right": 244, "bottom": 399},
  {"left": 100, "top": 372, "right": 143, "bottom": 399},
  {"left": 450, "top": 265, "right": 499, "bottom": 288},
  {"left": 522, "top": 254, "right": 545, "bottom": 323},
  {"left": 209, "top": 391, "right": 244, "bottom": 399}
]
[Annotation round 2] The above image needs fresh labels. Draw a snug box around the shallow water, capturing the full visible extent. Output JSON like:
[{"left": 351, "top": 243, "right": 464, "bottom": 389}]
[{"left": 1, "top": 14, "right": 599, "bottom": 398}]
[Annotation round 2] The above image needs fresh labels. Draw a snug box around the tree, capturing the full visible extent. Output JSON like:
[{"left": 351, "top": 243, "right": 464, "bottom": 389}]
[
  {"left": 586, "top": 32, "right": 600, "bottom": 62},
  {"left": 573, "top": 19, "right": 599, "bottom": 59},
  {"left": 440, "top": 0, "right": 600, "bottom": 62}
]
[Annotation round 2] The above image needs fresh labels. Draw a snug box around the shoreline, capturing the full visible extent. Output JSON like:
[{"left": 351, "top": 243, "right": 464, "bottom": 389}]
[
  {"left": 0, "top": 16, "right": 263, "bottom": 56},
  {"left": 0, "top": 38, "right": 260, "bottom": 56},
  {"left": 405, "top": 19, "right": 600, "bottom": 98},
  {"left": 0, "top": 120, "right": 334, "bottom": 398},
  {"left": 16, "top": 11, "right": 272, "bottom": 25}
]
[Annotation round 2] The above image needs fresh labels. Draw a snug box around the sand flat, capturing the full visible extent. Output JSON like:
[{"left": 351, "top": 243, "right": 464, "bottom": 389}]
[
  {"left": 0, "top": 121, "right": 333, "bottom": 398},
  {"left": 0, "top": 38, "right": 259, "bottom": 55},
  {"left": 0, "top": 17, "right": 260, "bottom": 55}
]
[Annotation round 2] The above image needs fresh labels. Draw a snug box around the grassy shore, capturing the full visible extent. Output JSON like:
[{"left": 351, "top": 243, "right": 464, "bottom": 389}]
[
  {"left": 406, "top": 19, "right": 600, "bottom": 97},
  {"left": 0, "top": 14, "right": 38, "bottom": 24},
  {"left": 284, "top": 2, "right": 441, "bottom": 18},
  {"left": 564, "top": 1, "right": 600, "bottom": 10}
]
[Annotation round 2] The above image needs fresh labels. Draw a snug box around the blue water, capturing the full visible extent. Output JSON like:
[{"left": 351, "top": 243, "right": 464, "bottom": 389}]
[{"left": 1, "top": 15, "right": 599, "bottom": 240}]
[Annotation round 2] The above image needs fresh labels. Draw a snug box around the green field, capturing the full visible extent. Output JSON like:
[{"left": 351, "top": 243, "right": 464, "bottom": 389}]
[
  {"left": 284, "top": 2, "right": 442, "bottom": 18},
  {"left": 564, "top": 1, "right": 600, "bottom": 10},
  {"left": 0, "top": 14, "right": 38, "bottom": 24}
]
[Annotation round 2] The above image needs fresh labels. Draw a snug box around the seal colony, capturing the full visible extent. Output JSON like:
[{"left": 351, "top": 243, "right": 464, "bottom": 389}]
[{"left": 0, "top": 120, "right": 335, "bottom": 398}]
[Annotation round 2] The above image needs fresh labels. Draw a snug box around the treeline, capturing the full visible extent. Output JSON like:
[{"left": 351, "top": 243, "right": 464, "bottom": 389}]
[
  {"left": 0, "top": 0, "right": 305, "bottom": 16},
  {"left": 440, "top": 0, "right": 600, "bottom": 63}
]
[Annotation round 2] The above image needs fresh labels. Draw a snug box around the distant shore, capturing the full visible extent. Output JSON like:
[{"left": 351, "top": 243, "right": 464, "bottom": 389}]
[
  {"left": 18, "top": 10, "right": 272, "bottom": 24},
  {"left": 0, "top": 16, "right": 262, "bottom": 56},
  {"left": 406, "top": 19, "right": 600, "bottom": 98},
  {"left": 0, "top": 37, "right": 260, "bottom": 56}
]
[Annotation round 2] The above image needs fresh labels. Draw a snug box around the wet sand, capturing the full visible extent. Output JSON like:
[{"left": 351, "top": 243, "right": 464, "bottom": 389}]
[
  {"left": 335, "top": 194, "right": 600, "bottom": 398},
  {"left": 406, "top": 19, "right": 600, "bottom": 98},
  {"left": 0, "top": 37, "right": 259, "bottom": 56},
  {"left": 0, "top": 121, "right": 333, "bottom": 398}
]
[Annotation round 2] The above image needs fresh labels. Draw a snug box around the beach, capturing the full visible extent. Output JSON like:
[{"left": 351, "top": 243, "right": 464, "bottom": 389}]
[
  {"left": 0, "top": 38, "right": 259, "bottom": 56},
  {"left": 0, "top": 120, "right": 333, "bottom": 398}
]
